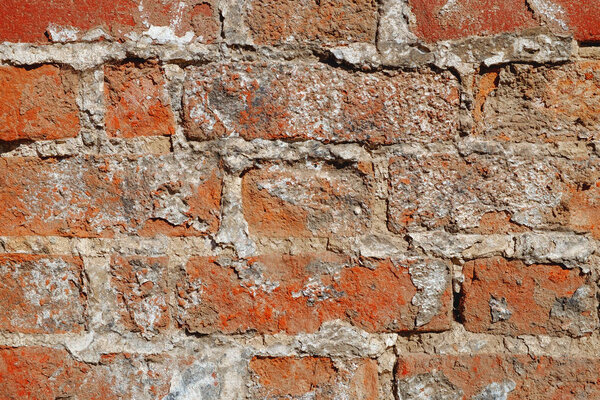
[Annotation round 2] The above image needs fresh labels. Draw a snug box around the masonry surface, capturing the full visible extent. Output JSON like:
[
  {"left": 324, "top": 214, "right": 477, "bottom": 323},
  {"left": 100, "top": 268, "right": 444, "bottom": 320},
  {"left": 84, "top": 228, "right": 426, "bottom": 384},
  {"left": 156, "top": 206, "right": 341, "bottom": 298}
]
[{"left": 0, "top": 0, "right": 599, "bottom": 399}]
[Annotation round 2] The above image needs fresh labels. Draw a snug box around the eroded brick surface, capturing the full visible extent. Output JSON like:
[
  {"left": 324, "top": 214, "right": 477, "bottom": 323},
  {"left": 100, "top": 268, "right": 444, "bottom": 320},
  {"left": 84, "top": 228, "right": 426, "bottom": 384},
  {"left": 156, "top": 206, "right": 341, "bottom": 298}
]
[
  {"left": 0, "top": 254, "right": 86, "bottom": 334},
  {"left": 249, "top": 357, "right": 378, "bottom": 400},
  {"left": 0, "top": 65, "right": 79, "bottom": 142},
  {"left": 407, "top": 0, "right": 538, "bottom": 42},
  {"left": 396, "top": 354, "right": 600, "bottom": 399},
  {"left": 475, "top": 62, "right": 600, "bottom": 143},
  {"left": 0, "top": 0, "right": 219, "bottom": 43},
  {"left": 244, "top": 0, "right": 378, "bottom": 46},
  {"left": 183, "top": 63, "right": 460, "bottom": 144},
  {"left": 387, "top": 152, "right": 600, "bottom": 237},
  {"left": 0, "top": 155, "right": 222, "bottom": 237},
  {"left": 461, "top": 257, "right": 597, "bottom": 337},
  {"left": 242, "top": 162, "right": 374, "bottom": 238},
  {"left": 104, "top": 61, "right": 175, "bottom": 138},
  {"left": 538, "top": 0, "right": 600, "bottom": 43},
  {"left": 176, "top": 254, "right": 452, "bottom": 334},
  {"left": 110, "top": 256, "right": 170, "bottom": 336}
]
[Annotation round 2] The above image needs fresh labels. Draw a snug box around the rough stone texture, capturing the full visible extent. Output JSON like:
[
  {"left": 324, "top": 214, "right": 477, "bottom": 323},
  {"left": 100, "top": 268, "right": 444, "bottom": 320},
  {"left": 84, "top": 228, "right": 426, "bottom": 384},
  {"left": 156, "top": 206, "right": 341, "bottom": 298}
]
[
  {"left": 461, "top": 257, "right": 597, "bottom": 337},
  {"left": 0, "top": 254, "right": 86, "bottom": 334},
  {"left": 0, "top": 0, "right": 220, "bottom": 44},
  {"left": 0, "top": 154, "right": 222, "bottom": 237},
  {"left": 0, "top": 65, "right": 79, "bottom": 142},
  {"left": 176, "top": 254, "right": 452, "bottom": 334},
  {"left": 249, "top": 356, "right": 378, "bottom": 399},
  {"left": 242, "top": 162, "right": 374, "bottom": 238},
  {"left": 396, "top": 354, "right": 600, "bottom": 399},
  {"left": 104, "top": 61, "right": 175, "bottom": 138},
  {"left": 183, "top": 63, "right": 460, "bottom": 144},
  {"left": 407, "top": 0, "right": 539, "bottom": 42}
]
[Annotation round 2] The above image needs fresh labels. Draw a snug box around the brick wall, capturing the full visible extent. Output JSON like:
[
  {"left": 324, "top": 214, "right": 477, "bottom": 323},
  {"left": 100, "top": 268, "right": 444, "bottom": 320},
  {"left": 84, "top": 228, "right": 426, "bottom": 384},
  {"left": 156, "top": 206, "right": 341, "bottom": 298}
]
[{"left": 0, "top": 1, "right": 599, "bottom": 399}]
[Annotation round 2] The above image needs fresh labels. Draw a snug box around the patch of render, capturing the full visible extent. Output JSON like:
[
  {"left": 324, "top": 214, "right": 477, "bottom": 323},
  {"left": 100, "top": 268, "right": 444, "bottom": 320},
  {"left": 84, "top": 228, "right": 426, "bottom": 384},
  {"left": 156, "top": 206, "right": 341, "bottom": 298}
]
[
  {"left": 377, "top": 0, "right": 417, "bottom": 52},
  {"left": 489, "top": 296, "right": 512, "bottom": 323},
  {"left": 329, "top": 43, "right": 381, "bottom": 69},
  {"left": 550, "top": 286, "right": 597, "bottom": 337},
  {"left": 219, "top": 0, "right": 252, "bottom": 45},
  {"left": 527, "top": 0, "right": 569, "bottom": 31},
  {"left": 46, "top": 23, "right": 80, "bottom": 43},
  {"left": 397, "top": 372, "right": 462, "bottom": 400},
  {"left": 407, "top": 260, "right": 450, "bottom": 327},
  {"left": 513, "top": 233, "right": 594, "bottom": 269},
  {"left": 220, "top": 258, "right": 280, "bottom": 295},
  {"left": 472, "top": 380, "right": 516, "bottom": 400},
  {"left": 163, "top": 361, "right": 220, "bottom": 400},
  {"left": 215, "top": 175, "right": 257, "bottom": 258},
  {"left": 408, "top": 232, "right": 515, "bottom": 261}
]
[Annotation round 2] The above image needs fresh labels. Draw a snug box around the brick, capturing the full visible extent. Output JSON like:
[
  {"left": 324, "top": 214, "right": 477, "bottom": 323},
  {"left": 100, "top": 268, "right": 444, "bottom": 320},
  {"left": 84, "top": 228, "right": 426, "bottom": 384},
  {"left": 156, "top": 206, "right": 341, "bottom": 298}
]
[
  {"left": 387, "top": 152, "right": 600, "bottom": 237},
  {"left": 460, "top": 257, "right": 597, "bottom": 337},
  {"left": 242, "top": 162, "right": 373, "bottom": 238},
  {"left": 176, "top": 254, "right": 452, "bottom": 334},
  {"left": 183, "top": 63, "right": 460, "bottom": 144},
  {"left": 407, "top": 0, "right": 538, "bottom": 42},
  {"left": 396, "top": 354, "right": 600, "bottom": 399},
  {"left": 0, "top": 65, "right": 79, "bottom": 142},
  {"left": 537, "top": 0, "right": 600, "bottom": 43},
  {"left": 104, "top": 61, "right": 175, "bottom": 138},
  {"left": 475, "top": 62, "right": 600, "bottom": 143},
  {"left": 0, "top": 154, "right": 222, "bottom": 237},
  {"left": 244, "top": 0, "right": 378, "bottom": 46},
  {"left": 0, "top": 346, "right": 195, "bottom": 400},
  {"left": 249, "top": 357, "right": 378, "bottom": 400},
  {"left": 0, "top": 0, "right": 219, "bottom": 43},
  {"left": 110, "top": 256, "right": 170, "bottom": 336},
  {"left": 0, "top": 254, "right": 86, "bottom": 334}
]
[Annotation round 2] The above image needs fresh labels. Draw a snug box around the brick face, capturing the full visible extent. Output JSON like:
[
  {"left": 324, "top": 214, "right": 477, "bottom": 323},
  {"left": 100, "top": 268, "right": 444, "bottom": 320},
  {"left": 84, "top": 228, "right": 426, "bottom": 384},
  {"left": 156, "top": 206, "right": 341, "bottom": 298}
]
[
  {"left": 0, "top": 65, "right": 79, "bottom": 142},
  {"left": 244, "top": 0, "right": 378, "bottom": 46},
  {"left": 0, "top": 155, "right": 222, "bottom": 237},
  {"left": 543, "top": 0, "right": 600, "bottom": 43},
  {"left": 407, "top": 0, "right": 538, "bottom": 42},
  {"left": 460, "top": 257, "right": 597, "bottom": 337},
  {"left": 176, "top": 255, "right": 452, "bottom": 334},
  {"left": 0, "top": 0, "right": 219, "bottom": 43},
  {"left": 104, "top": 61, "right": 175, "bottom": 138},
  {"left": 183, "top": 63, "right": 460, "bottom": 144},
  {"left": 0, "top": 254, "right": 86, "bottom": 334}
]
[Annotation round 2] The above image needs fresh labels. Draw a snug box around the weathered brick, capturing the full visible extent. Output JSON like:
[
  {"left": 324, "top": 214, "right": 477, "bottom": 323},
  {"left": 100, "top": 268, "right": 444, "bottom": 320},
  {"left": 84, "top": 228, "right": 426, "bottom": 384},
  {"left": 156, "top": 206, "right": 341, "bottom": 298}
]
[
  {"left": 387, "top": 152, "right": 600, "bottom": 237},
  {"left": 244, "top": 0, "right": 378, "bottom": 46},
  {"left": 0, "top": 0, "right": 219, "bottom": 43},
  {"left": 460, "top": 257, "right": 597, "bottom": 337},
  {"left": 534, "top": 0, "right": 600, "bottom": 43},
  {"left": 110, "top": 256, "right": 170, "bottom": 336},
  {"left": 0, "top": 254, "right": 86, "bottom": 334},
  {"left": 396, "top": 354, "right": 600, "bottom": 399},
  {"left": 0, "top": 346, "right": 200, "bottom": 400},
  {"left": 249, "top": 357, "right": 378, "bottom": 400},
  {"left": 183, "top": 63, "right": 460, "bottom": 144},
  {"left": 242, "top": 162, "right": 373, "bottom": 238},
  {"left": 475, "top": 62, "right": 600, "bottom": 143},
  {"left": 0, "top": 154, "right": 222, "bottom": 237},
  {"left": 407, "top": 0, "right": 538, "bottom": 42},
  {"left": 104, "top": 61, "right": 175, "bottom": 138},
  {"left": 176, "top": 254, "right": 452, "bottom": 334},
  {"left": 0, "top": 65, "right": 79, "bottom": 142}
]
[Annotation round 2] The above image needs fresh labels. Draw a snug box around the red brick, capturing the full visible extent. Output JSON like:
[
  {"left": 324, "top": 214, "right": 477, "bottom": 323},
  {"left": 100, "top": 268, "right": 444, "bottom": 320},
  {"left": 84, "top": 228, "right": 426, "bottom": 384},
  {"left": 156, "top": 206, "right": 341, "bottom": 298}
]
[
  {"left": 183, "top": 63, "right": 460, "bottom": 144},
  {"left": 242, "top": 162, "right": 373, "bottom": 238},
  {"left": 176, "top": 254, "right": 452, "bottom": 334},
  {"left": 475, "top": 62, "right": 600, "bottom": 143},
  {"left": 0, "top": 346, "right": 192, "bottom": 400},
  {"left": 396, "top": 354, "right": 600, "bottom": 399},
  {"left": 110, "top": 256, "right": 170, "bottom": 336},
  {"left": 460, "top": 257, "right": 597, "bottom": 337},
  {"left": 104, "top": 61, "right": 175, "bottom": 138},
  {"left": 0, "top": 65, "right": 79, "bottom": 142},
  {"left": 0, "top": 254, "right": 86, "bottom": 334},
  {"left": 387, "top": 152, "right": 600, "bottom": 236},
  {"left": 249, "top": 357, "right": 378, "bottom": 400},
  {"left": 0, "top": 155, "right": 222, "bottom": 237},
  {"left": 540, "top": 0, "right": 600, "bottom": 43},
  {"left": 0, "top": 0, "right": 219, "bottom": 43},
  {"left": 408, "top": 0, "right": 538, "bottom": 42},
  {"left": 244, "top": 0, "right": 378, "bottom": 46}
]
